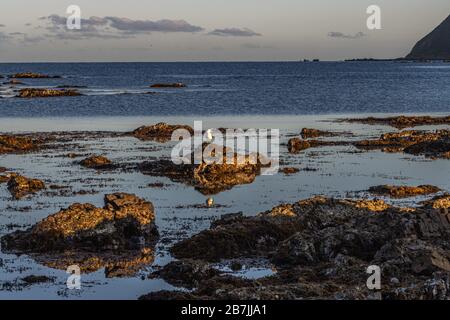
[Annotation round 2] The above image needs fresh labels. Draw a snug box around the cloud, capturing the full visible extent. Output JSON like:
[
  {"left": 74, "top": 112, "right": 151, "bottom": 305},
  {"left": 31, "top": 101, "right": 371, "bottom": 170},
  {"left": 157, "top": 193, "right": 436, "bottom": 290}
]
[
  {"left": 38, "top": 15, "right": 204, "bottom": 40},
  {"left": 104, "top": 17, "right": 203, "bottom": 33},
  {"left": 241, "top": 43, "right": 275, "bottom": 49},
  {"left": 327, "top": 31, "right": 366, "bottom": 39},
  {"left": 208, "top": 27, "right": 261, "bottom": 37},
  {"left": 0, "top": 24, "right": 5, "bottom": 27}
]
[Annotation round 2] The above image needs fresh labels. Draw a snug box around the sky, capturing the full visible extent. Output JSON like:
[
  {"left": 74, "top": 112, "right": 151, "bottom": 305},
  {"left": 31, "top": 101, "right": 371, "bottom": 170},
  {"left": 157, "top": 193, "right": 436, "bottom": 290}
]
[{"left": 0, "top": 0, "right": 449, "bottom": 62}]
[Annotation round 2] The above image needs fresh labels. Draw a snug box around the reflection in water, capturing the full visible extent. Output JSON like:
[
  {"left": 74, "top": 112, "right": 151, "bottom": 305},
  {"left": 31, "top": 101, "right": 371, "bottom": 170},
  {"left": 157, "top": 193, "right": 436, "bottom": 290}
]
[{"left": 32, "top": 247, "right": 155, "bottom": 278}]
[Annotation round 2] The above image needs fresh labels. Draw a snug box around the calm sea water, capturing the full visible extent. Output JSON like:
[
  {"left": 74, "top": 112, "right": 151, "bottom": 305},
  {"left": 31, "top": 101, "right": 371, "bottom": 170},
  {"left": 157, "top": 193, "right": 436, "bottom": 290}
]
[{"left": 1, "top": 61, "right": 450, "bottom": 118}]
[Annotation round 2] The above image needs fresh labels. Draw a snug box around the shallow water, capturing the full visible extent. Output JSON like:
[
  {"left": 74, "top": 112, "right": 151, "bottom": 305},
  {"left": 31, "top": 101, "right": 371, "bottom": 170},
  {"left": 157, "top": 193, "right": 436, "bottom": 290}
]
[{"left": 0, "top": 114, "right": 449, "bottom": 299}]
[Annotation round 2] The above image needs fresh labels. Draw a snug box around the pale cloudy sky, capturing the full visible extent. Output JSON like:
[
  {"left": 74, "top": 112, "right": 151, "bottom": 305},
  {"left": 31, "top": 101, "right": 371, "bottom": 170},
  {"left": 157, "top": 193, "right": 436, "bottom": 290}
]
[{"left": 0, "top": 0, "right": 449, "bottom": 62}]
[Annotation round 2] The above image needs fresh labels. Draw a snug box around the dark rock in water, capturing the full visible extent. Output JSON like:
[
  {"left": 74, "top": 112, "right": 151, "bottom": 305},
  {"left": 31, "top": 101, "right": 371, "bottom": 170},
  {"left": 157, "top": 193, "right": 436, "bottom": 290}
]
[
  {"left": 151, "top": 260, "right": 220, "bottom": 289},
  {"left": 0, "top": 135, "right": 39, "bottom": 154},
  {"left": 150, "top": 196, "right": 450, "bottom": 300},
  {"left": 404, "top": 136, "right": 450, "bottom": 159},
  {"left": 368, "top": 185, "right": 441, "bottom": 198},
  {"left": 80, "top": 155, "right": 113, "bottom": 169},
  {"left": 9, "top": 72, "right": 61, "bottom": 79},
  {"left": 406, "top": 14, "right": 450, "bottom": 60},
  {"left": 131, "top": 122, "right": 193, "bottom": 142},
  {"left": 355, "top": 129, "right": 450, "bottom": 159},
  {"left": 16, "top": 88, "right": 81, "bottom": 98},
  {"left": 1, "top": 193, "right": 159, "bottom": 252},
  {"left": 7, "top": 175, "right": 46, "bottom": 199},
  {"left": 140, "top": 144, "right": 269, "bottom": 195},
  {"left": 342, "top": 115, "right": 450, "bottom": 129},
  {"left": 21, "top": 275, "right": 55, "bottom": 285},
  {"left": 171, "top": 214, "right": 304, "bottom": 261},
  {"left": 150, "top": 83, "right": 186, "bottom": 88}
]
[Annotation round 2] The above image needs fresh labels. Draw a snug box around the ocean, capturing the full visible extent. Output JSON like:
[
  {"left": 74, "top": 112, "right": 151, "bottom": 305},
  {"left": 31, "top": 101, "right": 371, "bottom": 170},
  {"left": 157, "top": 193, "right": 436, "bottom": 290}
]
[{"left": 1, "top": 61, "right": 450, "bottom": 118}]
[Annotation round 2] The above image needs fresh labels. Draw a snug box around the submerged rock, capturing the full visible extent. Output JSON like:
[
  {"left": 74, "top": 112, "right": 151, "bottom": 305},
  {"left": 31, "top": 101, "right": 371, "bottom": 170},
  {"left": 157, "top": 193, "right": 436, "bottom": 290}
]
[
  {"left": 0, "top": 135, "right": 39, "bottom": 154},
  {"left": 150, "top": 83, "right": 186, "bottom": 88},
  {"left": 131, "top": 122, "right": 193, "bottom": 142},
  {"left": 1, "top": 193, "right": 159, "bottom": 252},
  {"left": 3, "top": 79, "right": 25, "bottom": 85},
  {"left": 342, "top": 115, "right": 450, "bottom": 129},
  {"left": 7, "top": 175, "right": 45, "bottom": 199},
  {"left": 79, "top": 155, "right": 113, "bottom": 169},
  {"left": 140, "top": 144, "right": 269, "bottom": 195},
  {"left": 16, "top": 88, "right": 81, "bottom": 98},
  {"left": 368, "top": 185, "right": 441, "bottom": 198}
]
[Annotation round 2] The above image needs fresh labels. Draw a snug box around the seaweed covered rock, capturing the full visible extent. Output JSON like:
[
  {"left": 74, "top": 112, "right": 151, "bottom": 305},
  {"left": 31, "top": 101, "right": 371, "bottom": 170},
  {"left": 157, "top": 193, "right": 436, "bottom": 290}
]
[
  {"left": 79, "top": 155, "right": 113, "bottom": 169},
  {"left": 342, "top": 115, "right": 450, "bottom": 129},
  {"left": 301, "top": 128, "right": 341, "bottom": 139},
  {"left": 16, "top": 88, "right": 81, "bottom": 98},
  {"left": 1, "top": 193, "right": 159, "bottom": 252},
  {"left": 9, "top": 73, "right": 61, "bottom": 79},
  {"left": 288, "top": 137, "right": 349, "bottom": 153},
  {"left": 368, "top": 185, "right": 441, "bottom": 198},
  {"left": 355, "top": 129, "right": 450, "bottom": 159},
  {"left": 0, "top": 135, "right": 39, "bottom": 154},
  {"left": 131, "top": 122, "right": 193, "bottom": 142},
  {"left": 404, "top": 136, "right": 450, "bottom": 159},
  {"left": 7, "top": 175, "right": 45, "bottom": 199},
  {"left": 288, "top": 138, "right": 311, "bottom": 153},
  {"left": 140, "top": 144, "right": 269, "bottom": 195}
]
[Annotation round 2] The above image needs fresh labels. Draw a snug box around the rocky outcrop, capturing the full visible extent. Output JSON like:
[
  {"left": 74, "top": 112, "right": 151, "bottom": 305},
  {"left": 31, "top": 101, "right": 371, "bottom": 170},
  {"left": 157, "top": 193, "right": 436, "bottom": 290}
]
[
  {"left": 281, "top": 167, "right": 299, "bottom": 175},
  {"left": 145, "top": 196, "right": 450, "bottom": 300},
  {"left": 1, "top": 193, "right": 159, "bottom": 252},
  {"left": 140, "top": 144, "right": 269, "bottom": 195},
  {"left": 16, "top": 88, "right": 81, "bottom": 98},
  {"left": 7, "top": 175, "right": 46, "bottom": 199},
  {"left": 368, "top": 185, "right": 441, "bottom": 198},
  {"left": 131, "top": 122, "right": 193, "bottom": 142},
  {"left": 355, "top": 129, "right": 450, "bottom": 159},
  {"left": 79, "top": 155, "right": 113, "bottom": 169},
  {"left": 288, "top": 137, "right": 349, "bottom": 153},
  {"left": 301, "top": 128, "right": 341, "bottom": 139},
  {"left": 406, "top": 14, "right": 450, "bottom": 60},
  {"left": 9, "top": 73, "right": 61, "bottom": 79},
  {"left": 342, "top": 115, "right": 450, "bottom": 129},
  {"left": 0, "top": 135, "right": 39, "bottom": 154},
  {"left": 288, "top": 138, "right": 312, "bottom": 153},
  {"left": 421, "top": 194, "right": 450, "bottom": 210},
  {"left": 150, "top": 83, "right": 186, "bottom": 88}
]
